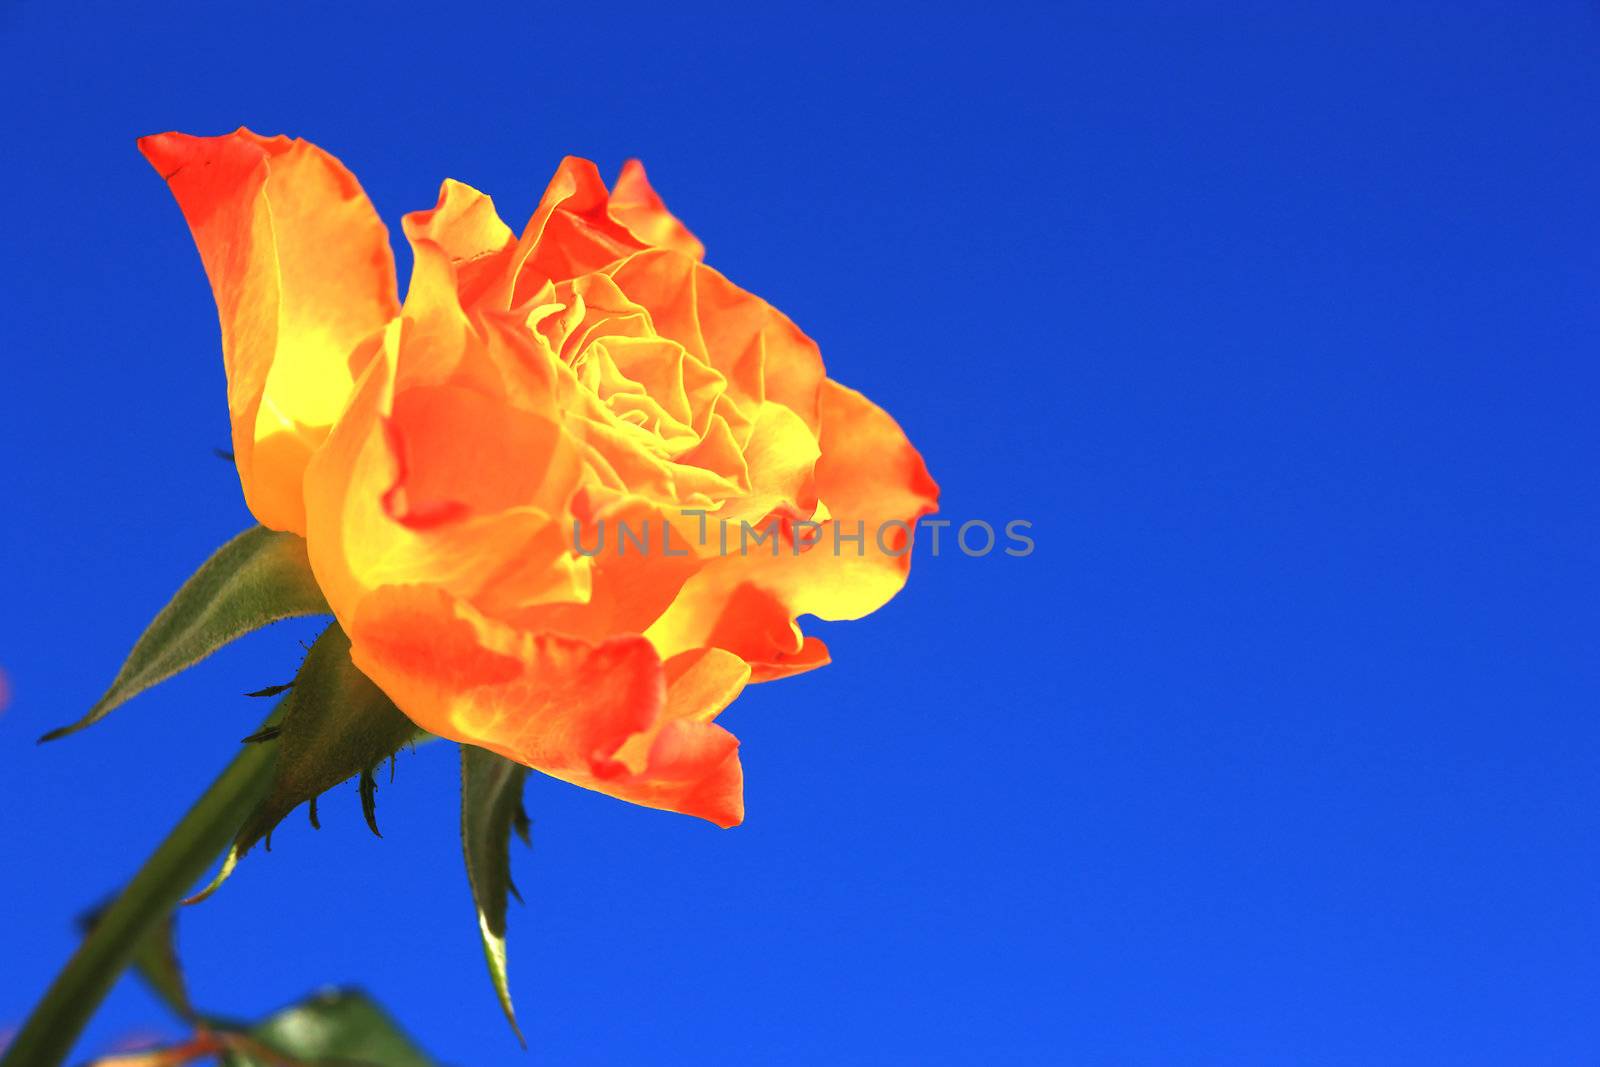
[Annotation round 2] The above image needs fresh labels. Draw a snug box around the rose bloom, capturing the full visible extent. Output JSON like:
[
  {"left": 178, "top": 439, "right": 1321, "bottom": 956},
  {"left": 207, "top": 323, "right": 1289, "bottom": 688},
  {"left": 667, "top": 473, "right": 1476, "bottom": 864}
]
[{"left": 140, "top": 130, "right": 937, "bottom": 827}]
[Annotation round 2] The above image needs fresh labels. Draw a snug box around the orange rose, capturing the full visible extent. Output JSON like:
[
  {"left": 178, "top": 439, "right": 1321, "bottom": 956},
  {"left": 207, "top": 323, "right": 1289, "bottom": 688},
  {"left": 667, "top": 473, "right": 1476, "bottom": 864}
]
[{"left": 140, "top": 129, "right": 937, "bottom": 827}]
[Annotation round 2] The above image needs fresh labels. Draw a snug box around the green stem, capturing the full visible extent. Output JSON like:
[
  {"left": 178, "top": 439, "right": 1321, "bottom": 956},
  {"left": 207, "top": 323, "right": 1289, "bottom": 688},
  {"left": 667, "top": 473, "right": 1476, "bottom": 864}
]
[{"left": 1, "top": 730, "right": 278, "bottom": 1067}]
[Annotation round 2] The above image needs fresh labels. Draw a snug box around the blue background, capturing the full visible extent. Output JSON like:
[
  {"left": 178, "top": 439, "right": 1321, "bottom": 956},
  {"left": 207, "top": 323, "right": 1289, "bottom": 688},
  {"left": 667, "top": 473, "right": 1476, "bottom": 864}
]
[{"left": 2, "top": 2, "right": 1597, "bottom": 1063}]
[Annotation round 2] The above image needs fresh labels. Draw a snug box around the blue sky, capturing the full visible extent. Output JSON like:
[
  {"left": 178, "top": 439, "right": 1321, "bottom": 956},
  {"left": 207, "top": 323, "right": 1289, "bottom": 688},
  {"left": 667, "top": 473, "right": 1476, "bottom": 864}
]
[{"left": 2, "top": 1, "right": 1598, "bottom": 1063}]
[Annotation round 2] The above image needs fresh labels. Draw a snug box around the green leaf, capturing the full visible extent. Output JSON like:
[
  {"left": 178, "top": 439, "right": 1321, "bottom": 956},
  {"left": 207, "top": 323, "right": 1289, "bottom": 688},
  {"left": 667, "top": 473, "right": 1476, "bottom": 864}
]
[
  {"left": 234, "top": 624, "right": 421, "bottom": 857},
  {"left": 42, "top": 526, "right": 330, "bottom": 741},
  {"left": 222, "top": 989, "right": 440, "bottom": 1067},
  {"left": 79, "top": 905, "right": 192, "bottom": 1021},
  {"left": 461, "top": 745, "right": 530, "bottom": 1046}
]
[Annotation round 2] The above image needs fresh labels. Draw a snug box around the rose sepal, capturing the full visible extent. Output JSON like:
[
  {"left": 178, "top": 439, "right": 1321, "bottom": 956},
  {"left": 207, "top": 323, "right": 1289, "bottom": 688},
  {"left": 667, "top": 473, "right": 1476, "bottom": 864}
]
[
  {"left": 460, "top": 745, "right": 532, "bottom": 1045},
  {"left": 190, "top": 623, "right": 430, "bottom": 903}
]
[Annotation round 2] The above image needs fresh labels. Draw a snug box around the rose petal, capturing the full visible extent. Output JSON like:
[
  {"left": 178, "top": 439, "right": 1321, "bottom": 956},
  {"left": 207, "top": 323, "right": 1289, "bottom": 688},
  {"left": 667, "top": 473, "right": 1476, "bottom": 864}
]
[
  {"left": 609, "top": 160, "right": 705, "bottom": 261},
  {"left": 504, "top": 157, "right": 644, "bottom": 305},
  {"left": 647, "top": 379, "right": 937, "bottom": 669},
  {"left": 139, "top": 129, "right": 399, "bottom": 533},
  {"left": 348, "top": 586, "right": 746, "bottom": 826},
  {"left": 403, "top": 178, "right": 516, "bottom": 311},
  {"left": 606, "top": 250, "right": 825, "bottom": 433}
]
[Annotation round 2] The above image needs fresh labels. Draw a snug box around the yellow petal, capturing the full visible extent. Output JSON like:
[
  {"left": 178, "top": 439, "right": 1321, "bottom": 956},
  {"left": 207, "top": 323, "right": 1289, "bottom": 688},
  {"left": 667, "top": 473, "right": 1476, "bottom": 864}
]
[{"left": 647, "top": 379, "right": 937, "bottom": 671}]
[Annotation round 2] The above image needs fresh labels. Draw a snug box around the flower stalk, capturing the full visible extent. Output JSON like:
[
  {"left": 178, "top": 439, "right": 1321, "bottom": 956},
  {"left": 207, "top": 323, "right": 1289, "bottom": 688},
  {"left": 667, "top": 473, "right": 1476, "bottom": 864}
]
[{"left": 1, "top": 727, "right": 278, "bottom": 1067}]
